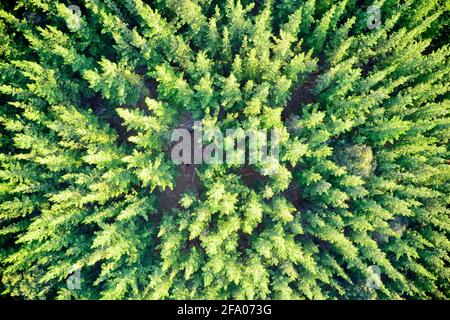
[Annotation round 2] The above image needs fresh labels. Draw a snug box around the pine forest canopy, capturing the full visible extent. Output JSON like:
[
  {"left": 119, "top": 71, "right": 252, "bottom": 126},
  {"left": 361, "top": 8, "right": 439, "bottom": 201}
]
[{"left": 0, "top": 0, "right": 449, "bottom": 300}]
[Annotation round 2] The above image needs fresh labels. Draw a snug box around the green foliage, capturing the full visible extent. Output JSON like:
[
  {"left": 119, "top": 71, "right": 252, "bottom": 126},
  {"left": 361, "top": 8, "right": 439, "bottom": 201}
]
[
  {"left": 84, "top": 58, "right": 143, "bottom": 105},
  {"left": 0, "top": 0, "right": 449, "bottom": 300},
  {"left": 334, "top": 144, "right": 376, "bottom": 178}
]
